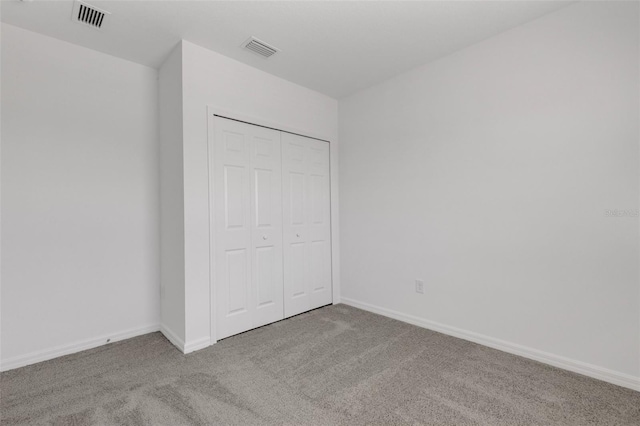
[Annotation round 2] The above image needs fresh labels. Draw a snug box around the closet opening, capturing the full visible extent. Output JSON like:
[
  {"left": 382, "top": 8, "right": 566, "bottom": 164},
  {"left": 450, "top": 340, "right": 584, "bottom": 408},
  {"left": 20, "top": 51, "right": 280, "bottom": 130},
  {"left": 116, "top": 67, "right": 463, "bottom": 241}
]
[{"left": 210, "top": 114, "right": 334, "bottom": 342}]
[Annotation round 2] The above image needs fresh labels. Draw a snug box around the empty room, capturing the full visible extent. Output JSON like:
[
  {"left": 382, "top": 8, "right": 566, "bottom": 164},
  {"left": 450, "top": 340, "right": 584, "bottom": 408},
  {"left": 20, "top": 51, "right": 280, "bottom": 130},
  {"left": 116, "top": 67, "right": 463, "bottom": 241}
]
[{"left": 1, "top": 0, "right": 639, "bottom": 424}]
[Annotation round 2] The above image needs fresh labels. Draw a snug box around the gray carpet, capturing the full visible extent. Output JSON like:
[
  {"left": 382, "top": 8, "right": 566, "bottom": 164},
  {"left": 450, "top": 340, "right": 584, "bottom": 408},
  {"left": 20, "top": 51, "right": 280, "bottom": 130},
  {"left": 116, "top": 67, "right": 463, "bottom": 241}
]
[{"left": 1, "top": 304, "right": 639, "bottom": 425}]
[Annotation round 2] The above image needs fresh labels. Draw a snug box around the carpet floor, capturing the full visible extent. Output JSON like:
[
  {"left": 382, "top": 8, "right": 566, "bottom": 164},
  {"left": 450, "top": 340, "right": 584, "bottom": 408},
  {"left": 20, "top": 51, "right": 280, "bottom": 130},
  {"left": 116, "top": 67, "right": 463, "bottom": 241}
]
[{"left": 1, "top": 304, "right": 639, "bottom": 425}]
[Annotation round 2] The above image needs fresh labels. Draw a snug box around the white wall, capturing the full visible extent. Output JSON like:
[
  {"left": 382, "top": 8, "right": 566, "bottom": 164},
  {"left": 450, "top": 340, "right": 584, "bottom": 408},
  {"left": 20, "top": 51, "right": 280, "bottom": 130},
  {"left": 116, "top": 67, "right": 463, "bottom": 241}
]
[
  {"left": 180, "top": 41, "right": 339, "bottom": 347},
  {"left": 1, "top": 24, "right": 160, "bottom": 369},
  {"left": 339, "top": 0, "right": 640, "bottom": 388},
  {"left": 158, "top": 44, "right": 186, "bottom": 345}
]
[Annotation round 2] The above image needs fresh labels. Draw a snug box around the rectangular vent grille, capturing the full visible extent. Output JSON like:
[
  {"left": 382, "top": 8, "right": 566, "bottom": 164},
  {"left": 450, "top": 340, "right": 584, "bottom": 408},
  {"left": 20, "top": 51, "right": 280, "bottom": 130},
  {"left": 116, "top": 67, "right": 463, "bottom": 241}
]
[
  {"left": 72, "top": 1, "right": 110, "bottom": 29},
  {"left": 243, "top": 37, "right": 279, "bottom": 58}
]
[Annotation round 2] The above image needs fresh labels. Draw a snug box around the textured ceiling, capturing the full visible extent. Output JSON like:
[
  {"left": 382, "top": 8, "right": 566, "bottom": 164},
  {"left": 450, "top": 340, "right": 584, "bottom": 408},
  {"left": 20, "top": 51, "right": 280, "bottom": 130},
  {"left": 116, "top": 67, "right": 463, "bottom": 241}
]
[{"left": 1, "top": 0, "right": 573, "bottom": 98}]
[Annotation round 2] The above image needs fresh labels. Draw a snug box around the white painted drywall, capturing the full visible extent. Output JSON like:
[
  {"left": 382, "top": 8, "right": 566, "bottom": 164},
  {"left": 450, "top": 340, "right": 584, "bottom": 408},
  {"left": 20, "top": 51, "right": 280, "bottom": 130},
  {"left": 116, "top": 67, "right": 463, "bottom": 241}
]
[
  {"left": 1, "top": 24, "right": 160, "bottom": 367},
  {"left": 339, "top": 0, "right": 640, "bottom": 382},
  {"left": 180, "top": 41, "right": 339, "bottom": 346},
  {"left": 158, "top": 43, "right": 186, "bottom": 345}
]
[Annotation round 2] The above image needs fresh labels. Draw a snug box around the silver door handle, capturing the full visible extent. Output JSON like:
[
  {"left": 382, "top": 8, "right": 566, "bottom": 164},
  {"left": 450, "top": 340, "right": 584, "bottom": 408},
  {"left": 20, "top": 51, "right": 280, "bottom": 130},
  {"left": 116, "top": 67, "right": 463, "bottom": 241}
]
[
  {"left": 262, "top": 235, "right": 268, "bottom": 240},
  {"left": 296, "top": 233, "right": 300, "bottom": 238}
]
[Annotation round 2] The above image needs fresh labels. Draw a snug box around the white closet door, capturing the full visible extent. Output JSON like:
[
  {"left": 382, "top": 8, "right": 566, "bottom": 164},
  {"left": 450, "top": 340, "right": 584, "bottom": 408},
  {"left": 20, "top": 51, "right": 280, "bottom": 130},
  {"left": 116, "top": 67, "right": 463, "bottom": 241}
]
[
  {"left": 250, "top": 123, "right": 284, "bottom": 328},
  {"left": 214, "top": 117, "right": 284, "bottom": 339},
  {"left": 282, "top": 132, "right": 332, "bottom": 318}
]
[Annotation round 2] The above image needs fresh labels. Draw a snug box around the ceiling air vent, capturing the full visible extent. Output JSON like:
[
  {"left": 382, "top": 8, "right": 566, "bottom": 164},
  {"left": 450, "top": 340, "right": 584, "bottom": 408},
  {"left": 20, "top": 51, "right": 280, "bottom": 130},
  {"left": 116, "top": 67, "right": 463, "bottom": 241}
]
[
  {"left": 72, "top": 1, "right": 110, "bottom": 30},
  {"left": 243, "top": 37, "right": 279, "bottom": 58}
]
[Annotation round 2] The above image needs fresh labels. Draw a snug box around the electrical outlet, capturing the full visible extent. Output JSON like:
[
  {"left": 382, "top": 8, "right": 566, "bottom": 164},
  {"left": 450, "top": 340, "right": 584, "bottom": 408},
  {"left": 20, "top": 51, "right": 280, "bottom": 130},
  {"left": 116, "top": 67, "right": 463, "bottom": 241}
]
[{"left": 415, "top": 279, "right": 425, "bottom": 294}]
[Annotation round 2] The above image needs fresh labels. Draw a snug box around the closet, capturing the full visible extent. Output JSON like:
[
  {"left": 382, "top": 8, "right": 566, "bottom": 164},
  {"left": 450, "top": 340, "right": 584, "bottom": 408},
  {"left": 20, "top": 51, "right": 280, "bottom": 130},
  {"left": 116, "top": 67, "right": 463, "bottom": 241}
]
[{"left": 213, "top": 116, "right": 332, "bottom": 340}]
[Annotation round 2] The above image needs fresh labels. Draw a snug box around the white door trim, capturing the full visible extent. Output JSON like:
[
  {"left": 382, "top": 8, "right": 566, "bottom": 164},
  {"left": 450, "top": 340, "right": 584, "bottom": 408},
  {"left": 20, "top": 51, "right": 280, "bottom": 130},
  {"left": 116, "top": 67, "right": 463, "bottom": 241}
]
[{"left": 207, "top": 106, "right": 338, "bottom": 345}]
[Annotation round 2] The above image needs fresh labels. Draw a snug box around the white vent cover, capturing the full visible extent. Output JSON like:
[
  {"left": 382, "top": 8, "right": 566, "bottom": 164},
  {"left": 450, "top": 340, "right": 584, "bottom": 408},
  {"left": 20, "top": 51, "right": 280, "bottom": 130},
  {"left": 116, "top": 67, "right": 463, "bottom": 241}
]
[
  {"left": 72, "top": 1, "right": 110, "bottom": 30},
  {"left": 242, "top": 37, "right": 279, "bottom": 58}
]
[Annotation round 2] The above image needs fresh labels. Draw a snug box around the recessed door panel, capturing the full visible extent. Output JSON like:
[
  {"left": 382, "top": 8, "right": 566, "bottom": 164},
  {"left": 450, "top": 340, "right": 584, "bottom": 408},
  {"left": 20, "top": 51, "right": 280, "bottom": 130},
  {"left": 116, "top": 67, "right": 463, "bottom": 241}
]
[
  {"left": 291, "top": 242, "right": 306, "bottom": 297},
  {"left": 310, "top": 241, "right": 326, "bottom": 292},
  {"left": 256, "top": 246, "right": 275, "bottom": 307},
  {"left": 255, "top": 137, "right": 273, "bottom": 158},
  {"left": 226, "top": 249, "right": 248, "bottom": 315},
  {"left": 310, "top": 174, "right": 324, "bottom": 225},
  {"left": 290, "top": 144, "right": 305, "bottom": 163},
  {"left": 224, "top": 166, "right": 246, "bottom": 229},
  {"left": 224, "top": 132, "right": 245, "bottom": 154},
  {"left": 310, "top": 147, "right": 325, "bottom": 167},
  {"left": 290, "top": 172, "right": 305, "bottom": 226},
  {"left": 254, "top": 169, "right": 272, "bottom": 228}
]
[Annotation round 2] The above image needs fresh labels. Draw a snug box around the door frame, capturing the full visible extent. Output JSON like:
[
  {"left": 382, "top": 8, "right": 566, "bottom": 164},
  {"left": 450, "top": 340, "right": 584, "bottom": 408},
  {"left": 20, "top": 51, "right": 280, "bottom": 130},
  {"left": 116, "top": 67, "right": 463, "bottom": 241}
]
[{"left": 207, "top": 106, "right": 339, "bottom": 345}]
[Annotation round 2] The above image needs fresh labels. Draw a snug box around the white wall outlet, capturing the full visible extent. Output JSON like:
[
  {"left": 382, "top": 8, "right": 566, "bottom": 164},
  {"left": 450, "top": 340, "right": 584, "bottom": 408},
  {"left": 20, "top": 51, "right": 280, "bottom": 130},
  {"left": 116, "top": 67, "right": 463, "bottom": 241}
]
[{"left": 415, "top": 279, "right": 425, "bottom": 294}]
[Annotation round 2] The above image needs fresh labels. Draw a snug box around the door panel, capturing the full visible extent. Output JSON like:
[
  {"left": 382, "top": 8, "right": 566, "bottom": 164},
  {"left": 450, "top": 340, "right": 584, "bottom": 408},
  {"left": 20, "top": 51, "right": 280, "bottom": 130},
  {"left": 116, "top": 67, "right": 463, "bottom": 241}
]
[
  {"left": 226, "top": 249, "right": 249, "bottom": 315},
  {"left": 282, "top": 133, "right": 332, "bottom": 318},
  {"left": 289, "top": 172, "right": 305, "bottom": 225},
  {"left": 310, "top": 174, "right": 325, "bottom": 224},
  {"left": 254, "top": 169, "right": 273, "bottom": 227},
  {"left": 255, "top": 246, "right": 275, "bottom": 307},
  {"left": 310, "top": 240, "right": 327, "bottom": 292},
  {"left": 249, "top": 122, "right": 283, "bottom": 328},
  {"left": 290, "top": 242, "right": 306, "bottom": 297},
  {"left": 214, "top": 117, "right": 283, "bottom": 339},
  {"left": 224, "top": 166, "right": 247, "bottom": 229}
]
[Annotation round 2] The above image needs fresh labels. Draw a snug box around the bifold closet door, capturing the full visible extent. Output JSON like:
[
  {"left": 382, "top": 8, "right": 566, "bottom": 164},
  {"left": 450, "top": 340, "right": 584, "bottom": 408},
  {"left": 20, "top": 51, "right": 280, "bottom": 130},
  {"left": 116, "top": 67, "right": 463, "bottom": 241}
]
[
  {"left": 214, "top": 116, "right": 284, "bottom": 340},
  {"left": 282, "top": 132, "right": 332, "bottom": 318}
]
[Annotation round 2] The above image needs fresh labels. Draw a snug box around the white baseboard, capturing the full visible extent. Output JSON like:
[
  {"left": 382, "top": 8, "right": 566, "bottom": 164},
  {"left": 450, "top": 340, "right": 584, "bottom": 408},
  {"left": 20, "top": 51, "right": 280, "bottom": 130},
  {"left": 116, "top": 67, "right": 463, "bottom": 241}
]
[
  {"left": 341, "top": 297, "right": 640, "bottom": 392},
  {"left": 159, "top": 325, "right": 210, "bottom": 354},
  {"left": 0, "top": 324, "right": 160, "bottom": 372},
  {"left": 160, "top": 324, "right": 185, "bottom": 352},
  {"left": 184, "top": 337, "right": 211, "bottom": 354}
]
